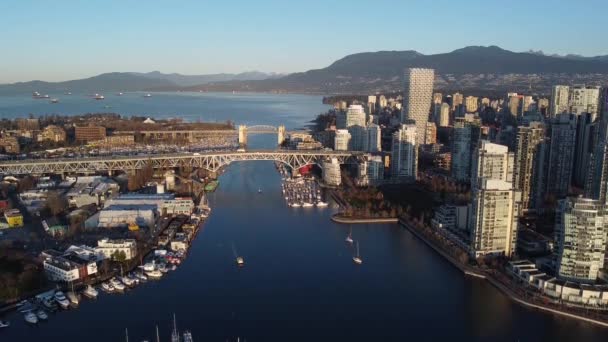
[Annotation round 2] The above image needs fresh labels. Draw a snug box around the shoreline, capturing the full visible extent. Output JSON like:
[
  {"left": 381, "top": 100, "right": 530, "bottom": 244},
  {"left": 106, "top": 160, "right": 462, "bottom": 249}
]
[
  {"left": 330, "top": 213, "right": 398, "bottom": 224},
  {"left": 398, "top": 218, "right": 608, "bottom": 328}
]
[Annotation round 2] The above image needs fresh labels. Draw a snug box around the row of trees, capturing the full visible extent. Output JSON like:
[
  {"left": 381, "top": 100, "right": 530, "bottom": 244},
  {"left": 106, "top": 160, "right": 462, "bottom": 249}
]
[{"left": 0, "top": 246, "right": 48, "bottom": 303}]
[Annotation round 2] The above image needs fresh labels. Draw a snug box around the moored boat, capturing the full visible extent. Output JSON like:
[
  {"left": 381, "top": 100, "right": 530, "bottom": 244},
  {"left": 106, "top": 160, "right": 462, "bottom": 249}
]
[
  {"left": 0, "top": 320, "right": 9, "bottom": 328},
  {"left": 36, "top": 309, "right": 48, "bottom": 321},
  {"left": 54, "top": 291, "right": 70, "bottom": 309},
  {"left": 82, "top": 285, "right": 98, "bottom": 299},
  {"left": 24, "top": 311, "right": 38, "bottom": 324},
  {"left": 146, "top": 269, "right": 163, "bottom": 279}
]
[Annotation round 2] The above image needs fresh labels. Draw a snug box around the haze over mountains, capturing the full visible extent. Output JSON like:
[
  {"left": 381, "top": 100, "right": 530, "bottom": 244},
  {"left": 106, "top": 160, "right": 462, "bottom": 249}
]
[{"left": 2, "top": 46, "right": 608, "bottom": 96}]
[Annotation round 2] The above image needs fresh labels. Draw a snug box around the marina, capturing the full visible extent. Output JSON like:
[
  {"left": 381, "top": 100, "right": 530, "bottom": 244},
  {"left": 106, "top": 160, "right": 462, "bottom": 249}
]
[{"left": 278, "top": 162, "right": 329, "bottom": 208}]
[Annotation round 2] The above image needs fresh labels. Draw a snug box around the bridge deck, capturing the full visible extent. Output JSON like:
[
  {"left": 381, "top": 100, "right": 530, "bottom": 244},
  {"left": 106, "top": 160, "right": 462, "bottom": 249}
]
[{"left": 0, "top": 150, "right": 362, "bottom": 175}]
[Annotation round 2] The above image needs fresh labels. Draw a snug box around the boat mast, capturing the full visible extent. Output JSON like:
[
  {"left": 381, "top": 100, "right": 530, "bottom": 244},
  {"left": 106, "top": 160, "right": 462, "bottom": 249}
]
[
  {"left": 156, "top": 325, "right": 160, "bottom": 342},
  {"left": 125, "top": 328, "right": 129, "bottom": 342}
]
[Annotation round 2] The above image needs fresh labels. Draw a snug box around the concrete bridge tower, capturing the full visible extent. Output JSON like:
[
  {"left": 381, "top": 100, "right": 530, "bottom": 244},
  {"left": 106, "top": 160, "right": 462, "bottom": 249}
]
[
  {"left": 238, "top": 125, "right": 248, "bottom": 146},
  {"left": 277, "top": 125, "right": 286, "bottom": 145}
]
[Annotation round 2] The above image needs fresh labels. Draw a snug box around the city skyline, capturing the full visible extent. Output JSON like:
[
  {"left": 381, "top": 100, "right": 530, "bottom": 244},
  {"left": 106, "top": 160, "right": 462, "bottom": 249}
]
[{"left": 3, "top": 0, "right": 608, "bottom": 83}]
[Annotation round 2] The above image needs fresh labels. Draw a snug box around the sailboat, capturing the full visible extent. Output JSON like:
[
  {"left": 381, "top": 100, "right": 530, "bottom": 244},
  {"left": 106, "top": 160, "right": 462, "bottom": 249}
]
[
  {"left": 353, "top": 241, "right": 363, "bottom": 265},
  {"left": 171, "top": 314, "right": 180, "bottom": 342},
  {"left": 232, "top": 243, "right": 245, "bottom": 267},
  {"left": 345, "top": 227, "right": 354, "bottom": 244}
]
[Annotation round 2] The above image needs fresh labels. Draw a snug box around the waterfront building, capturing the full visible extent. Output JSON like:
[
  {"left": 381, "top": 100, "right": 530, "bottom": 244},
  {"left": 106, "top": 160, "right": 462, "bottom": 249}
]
[
  {"left": 38, "top": 125, "right": 66, "bottom": 143},
  {"left": 545, "top": 113, "right": 577, "bottom": 198},
  {"left": 513, "top": 122, "right": 546, "bottom": 212},
  {"left": 438, "top": 103, "right": 450, "bottom": 127},
  {"left": 43, "top": 257, "right": 82, "bottom": 282},
  {"left": 550, "top": 85, "right": 570, "bottom": 117},
  {"left": 401, "top": 68, "right": 435, "bottom": 145},
  {"left": 334, "top": 129, "right": 351, "bottom": 151},
  {"left": 42, "top": 254, "right": 98, "bottom": 282},
  {"left": 555, "top": 197, "right": 608, "bottom": 283},
  {"left": 391, "top": 123, "right": 417, "bottom": 181},
  {"left": 425, "top": 122, "right": 437, "bottom": 145},
  {"left": 363, "top": 123, "right": 381, "bottom": 152},
  {"left": 469, "top": 141, "right": 520, "bottom": 258},
  {"left": 432, "top": 204, "right": 469, "bottom": 232},
  {"left": 569, "top": 85, "right": 600, "bottom": 119},
  {"left": 465, "top": 96, "right": 478, "bottom": 113},
  {"left": 573, "top": 113, "right": 597, "bottom": 187},
  {"left": 471, "top": 141, "right": 514, "bottom": 189},
  {"left": 96, "top": 238, "right": 138, "bottom": 261},
  {"left": 322, "top": 158, "right": 342, "bottom": 186}
]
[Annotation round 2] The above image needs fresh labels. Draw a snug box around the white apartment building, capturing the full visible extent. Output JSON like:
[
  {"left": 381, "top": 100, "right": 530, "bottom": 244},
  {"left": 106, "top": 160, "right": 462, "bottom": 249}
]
[
  {"left": 555, "top": 197, "right": 608, "bottom": 283},
  {"left": 391, "top": 123, "right": 417, "bottom": 181},
  {"left": 469, "top": 141, "right": 521, "bottom": 258},
  {"left": 322, "top": 158, "right": 342, "bottom": 186},
  {"left": 550, "top": 85, "right": 570, "bottom": 117},
  {"left": 334, "top": 129, "right": 351, "bottom": 151},
  {"left": 96, "top": 238, "right": 138, "bottom": 260}
]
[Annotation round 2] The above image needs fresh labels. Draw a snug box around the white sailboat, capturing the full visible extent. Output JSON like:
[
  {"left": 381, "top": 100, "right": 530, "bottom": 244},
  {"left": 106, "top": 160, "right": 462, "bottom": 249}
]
[
  {"left": 345, "top": 227, "right": 354, "bottom": 244},
  {"left": 353, "top": 241, "right": 363, "bottom": 265},
  {"left": 171, "top": 314, "right": 180, "bottom": 342}
]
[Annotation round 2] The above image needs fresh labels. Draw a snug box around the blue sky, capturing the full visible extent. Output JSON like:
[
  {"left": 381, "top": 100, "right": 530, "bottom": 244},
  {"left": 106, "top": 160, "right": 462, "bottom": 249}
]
[{"left": 1, "top": 0, "right": 607, "bottom": 83}]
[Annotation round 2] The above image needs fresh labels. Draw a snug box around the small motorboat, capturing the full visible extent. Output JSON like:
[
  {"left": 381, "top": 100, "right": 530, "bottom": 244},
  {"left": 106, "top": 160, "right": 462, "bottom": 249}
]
[
  {"left": 101, "top": 282, "right": 114, "bottom": 293},
  {"left": 136, "top": 272, "right": 148, "bottom": 282},
  {"left": 110, "top": 278, "right": 125, "bottom": 292},
  {"left": 36, "top": 309, "right": 48, "bottom": 321},
  {"left": 0, "top": 320, "right": 10, "bottom": 328},
  {"left": 54, "top": 291, "right": 70, "bottom": 309},
  {"left": 236, "top": 256, "right": 245, "bottom": 267},
  {"left": 82, "top": 285, "right": 99, "bottom": 299},
  {"left": 24, "top": 311, "right": 38, "bottom": 324},
  {"left": 146, "top": 269, "right": 163, "bottom": 279}
]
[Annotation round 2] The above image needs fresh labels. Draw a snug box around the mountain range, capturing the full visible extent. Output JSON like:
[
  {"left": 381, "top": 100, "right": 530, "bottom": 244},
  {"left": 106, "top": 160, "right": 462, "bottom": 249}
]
[
  {"left": 2, "top": 46, "right": 608, "bottom": 95},
  {"left": 0, "top": 71, "right": 282, "bottom": 95}
]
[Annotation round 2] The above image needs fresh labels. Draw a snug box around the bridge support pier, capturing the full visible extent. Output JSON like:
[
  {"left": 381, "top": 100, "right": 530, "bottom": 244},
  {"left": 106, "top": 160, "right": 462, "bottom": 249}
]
[
  {"left": 238, "top": 125, "right": 248, "bottom": 146},
  {"left": 278, "top": 125, "right": 286, "bottom": 145}
]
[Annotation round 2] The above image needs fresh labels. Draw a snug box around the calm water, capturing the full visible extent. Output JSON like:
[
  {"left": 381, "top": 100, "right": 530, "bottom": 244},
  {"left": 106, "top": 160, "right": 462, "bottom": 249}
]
[
  {"left": 0, "top": 92, "right": 330, "bottom": 129},
  {"left": 0, "top": 95, "right": 606, "bottom": 341}
]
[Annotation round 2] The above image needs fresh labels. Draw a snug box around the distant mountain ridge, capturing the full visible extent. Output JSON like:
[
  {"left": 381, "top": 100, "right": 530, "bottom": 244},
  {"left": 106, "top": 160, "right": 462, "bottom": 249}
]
[
  {"left": 181, "top": 46, "right": 608, "bottom": 94},
  {"left": 129, "top": 71, "right": 284, "bottom": 87},
  {"left": 2, "top": 46, "right": 608, "bottom": 95},
  {"left": 0, "top": 71, "right": 281, "bottom": 95}
]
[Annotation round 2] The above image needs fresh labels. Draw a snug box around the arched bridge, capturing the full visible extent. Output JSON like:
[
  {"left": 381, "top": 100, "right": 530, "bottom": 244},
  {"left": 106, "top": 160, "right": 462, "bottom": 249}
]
[
  {"left": 246, "top": 125, "right": 278, "bottom": 133},
  {"left": 0, "top": 150, "right": 363, "bottom": 176},
  {"left": 238, "top": 125, "right": 286, "bottom": 145}
]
